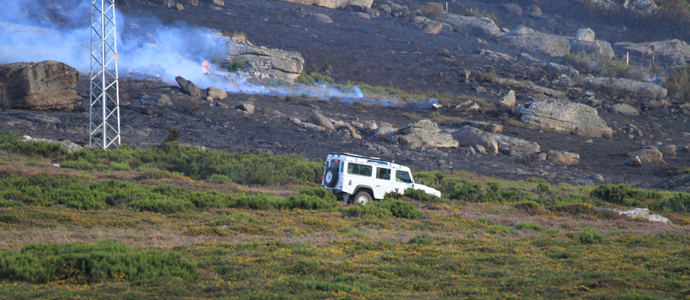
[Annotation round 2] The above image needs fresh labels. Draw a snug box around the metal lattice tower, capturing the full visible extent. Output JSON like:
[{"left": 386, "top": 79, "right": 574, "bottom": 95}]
[{"left": 89, "top": 0, "right": 120, "bottom": 149}]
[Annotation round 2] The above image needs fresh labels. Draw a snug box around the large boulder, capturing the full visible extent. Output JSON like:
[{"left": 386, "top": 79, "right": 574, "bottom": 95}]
[
  {"left": 0, "top": 61, "right": 81, "bottom": 110},
  {"left": 175, "top": 76, "right": 201, "bottom": 99},
  {"left": 514, "top": 99, "right": 613, "bottom": 138},
  {"left": 279, "top": 0, "right": 373, "bottom": 9},
  {"left": 627, "top": 148, "right": 665, "bottom": 164},
  {"left": 452, "top": 126, "right": 540, "bottom": 155},
  {"left": 500, "top": 26, "right": 570, "bottom": 57},
  {"left": 583, "top": 77, "right": 667, "bottom": 99},
  {"left": 441, "top": 14, "right": 502, "bottom": 38},
  {"left": 546, "top": 150, "right": 580, "bottom": 166},
  {"left": 225, "top": 40, "right": 304, "bottom": 81},
  {"left": 569, "top": 28, "right": 614, "bottom": 59},
  {"left": 396, "top": 120, "right": 459, "bottom": 149},
  {"left": 496, "top": 78, "right": 566, "bottom": 98},
  {"left": 310, "top": 111, "right": 335, "bottom": 131}
]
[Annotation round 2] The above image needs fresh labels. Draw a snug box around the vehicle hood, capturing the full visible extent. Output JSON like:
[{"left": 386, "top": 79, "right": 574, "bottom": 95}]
[{"left": 413, "top": 184, "right": 442, "bottom": 198}]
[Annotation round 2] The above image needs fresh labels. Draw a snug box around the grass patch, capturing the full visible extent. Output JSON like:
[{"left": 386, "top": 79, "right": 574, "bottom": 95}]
[{"left": 562, "top": 51, "right": 646, "bottom": 80}]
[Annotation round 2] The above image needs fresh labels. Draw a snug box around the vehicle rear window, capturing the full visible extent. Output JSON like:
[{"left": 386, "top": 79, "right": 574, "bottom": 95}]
[
  {"left": 347, "top": 163, "right": 372, "bottom": 177},
  {"left": 376, "top": 168, "right": 391, "bottom": 180}
]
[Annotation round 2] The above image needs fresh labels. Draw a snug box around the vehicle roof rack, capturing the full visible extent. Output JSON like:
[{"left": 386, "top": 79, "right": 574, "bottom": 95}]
[{"left": 331, "top": 152, "right": 381, "bottom": 160}]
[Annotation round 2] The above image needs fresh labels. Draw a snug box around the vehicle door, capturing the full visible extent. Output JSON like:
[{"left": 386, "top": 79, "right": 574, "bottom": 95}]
[
  {"left": 345, "top": 162, "right": 373, "bottom": 194},
  {"left": 392, "top": 170, "right": 414, "bottom": 194},
  {"left": 373, "top": 167, "right": 393, "bottom": 199}
]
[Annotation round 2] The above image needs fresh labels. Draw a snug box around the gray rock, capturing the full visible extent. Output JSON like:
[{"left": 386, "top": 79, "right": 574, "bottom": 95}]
[
  {"left": 584, "top": 77, "right": 667, "bottom": 99},
  {"left": 624, "top": 0, "right": 658, "bottom": 14},
  {"left": 525, "top": 5, "right": 541, "bottom": 16},
  {"left": 207, "top": 87, "right": 227, "bottom": 101},
  {"left": 611, "top": 103, "right": 639, "bottom": 116},
  {"left": 374, "top": 125, "right": 397, "bottom": 137},
  {"left": 625, "top": 156, "right": 642, "bottom": 167},
  {"left": 546, "top": 150, "right": 580, "bottom": 166},
  {"left": 514, "top": 99, "right": 613, "bottom": 138},
  {"left": 279, "top": 0, "right": 373, "bottom": 9},
  {"left": 503, "top": 3, "right": 522, "bottom": 15},
  {"left": 501, "top": 26, "right": 570, "bottom": 57},
  {"left": 0, "top": 61, "right": 81, "bottom": 110},
  {"left": 186, "top": 0, "right": 198, "bottom": 6},
  {"left": 225, "top": 40, "right": 304, "bottom": 81},
  {"left": 396, "top": 120, "right": 459, "bottom": 149},
  {"left": 212, "top": 0, "right": 225, "bottom": 5},
  {"left": 496, "top": 78, "right": 566, "bottom": 98},
  {"left": 236, "top": 102, "right": 255, "bottom": 114},
  {"left": 474, "top": 144, "right": 487, "bottom": 154},
  {"left": 310, "top": 111, "right": 335, "bottom": 131},
  {"left": 458, "top": 121, "right": 503, "bottom": 133},
  {"left": 628, "top": 148, "right": 664, "bottom": 163},
  {"left": 441, "top": 14, "right": 502, "bottom": 38},
  {"left": 156, "top": 94, "right": 173, "bottom": 106},
  {"left": 653, "top": 174, "right": 690, "bottom": 192},
  {"left": 614, "top": 39, "right": 690, "bottom": 63},
  {"left": 660, "top": 145, "right": 677, "bottom": 158},
  {"left": 596, "top": 208, "right": 669, "bottom": 223},
  {"left": 547, "top": 63, "right": 580, "bottom": 77},
  {"left": 500, "top": 90, "right": 516, "bottom": 108},
  {"left": 456, "top": 100, "right": 481, "bottom": 111},
  {"left": 569, "top": 38, "right": 615, "bottom": 59},
  {"left": 22, "top": 135, "right": 82, "bottom": 152},
  {"left": 575, "top": 28, "right": 596, "bottom": 42},
  {"left": 175, "top": 76, "right": 200, "bottom": 99},
  {"left": 588, "top": 174, "right": 605, "bottom": 183},
  {"left": 176, "top": 3, "right": 185, "bottom": 10},
  {"left": 452, "top": 126, "right": 540, "bottom": 155},
  {"left": 307, "top": 12, "right": 334, "bottom": 24}
]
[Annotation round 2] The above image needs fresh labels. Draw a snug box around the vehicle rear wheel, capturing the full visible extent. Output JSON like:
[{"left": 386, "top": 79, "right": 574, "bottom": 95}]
[
  {"left": 354, "top": 191, "right": 372, "bottom": 205},
  {"left": 324, "top": 168, "right": 338, "bottom": 187}
]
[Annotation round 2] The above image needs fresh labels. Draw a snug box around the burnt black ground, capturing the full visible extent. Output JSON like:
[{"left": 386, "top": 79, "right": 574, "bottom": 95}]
[{"left": 3, "top": 0, "right": 690, "bottom": 188}]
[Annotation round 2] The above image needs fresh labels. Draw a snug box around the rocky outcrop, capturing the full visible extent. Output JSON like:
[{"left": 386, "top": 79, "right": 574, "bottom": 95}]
[
  {"left": 207, "top": 87, "right": 227, "bottom": 101},
  {"left": 514, "top": 99, "right": 613, "bottom": 138},
  {"left": 614, "top": 39, "right": 690, "bottom": 63},
  {"left": 396, "top": 120, "right": 459, "bottom": 150},
  {"left": 583, "top": 77, "right": 667, "bottom": 99},
  {"left": 452, "top": 126, "right": 540, "bottom": 155},
  {"left": 500, "top": 26, "right": 570, "bottom": 57},
  {"left": 0, "top": 61, "right": 81, "bottom": 110},
  {"left": 279, "top": 0, "right": 373, "bottom": 9},
  {"left": 225, "top": 40, "right": 304, "bottom": 81},
  {"left": 458, "top": 121, "right": 503, "bottom": 133},
  {"left": 441, "top": 14, "right": 502, "bottom": 38},
  {"left": 310, "top": 111, "right": 335, "bottom": 131}
]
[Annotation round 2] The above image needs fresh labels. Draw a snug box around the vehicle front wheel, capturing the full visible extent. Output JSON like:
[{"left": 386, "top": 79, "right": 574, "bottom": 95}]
[{"left": 354, "top": 191, "right": 372, "bottom": 205}]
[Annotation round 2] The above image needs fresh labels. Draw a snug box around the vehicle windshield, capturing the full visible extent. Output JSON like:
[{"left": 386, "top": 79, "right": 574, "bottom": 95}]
[{"left": 395, "top": 170, "right": 412, "bottom": 183}]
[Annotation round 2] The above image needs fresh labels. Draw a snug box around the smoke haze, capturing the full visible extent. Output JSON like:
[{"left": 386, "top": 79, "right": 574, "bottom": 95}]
[{"left": 0, "top": 0, "right": 374, "bottom": 102}]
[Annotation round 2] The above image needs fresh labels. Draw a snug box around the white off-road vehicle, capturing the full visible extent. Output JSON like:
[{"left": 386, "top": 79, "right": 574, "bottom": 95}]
[{"left": 321, "top": 153, "right": 441, "bottom": 204}]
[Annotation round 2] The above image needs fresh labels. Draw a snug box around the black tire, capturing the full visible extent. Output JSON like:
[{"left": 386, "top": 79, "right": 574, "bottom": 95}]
[
  {"left": 354, "top": 191, "right": 372, "bottom": 205},
  {"left": 324, "top": 168, "right": 339, "bottom": 187}
]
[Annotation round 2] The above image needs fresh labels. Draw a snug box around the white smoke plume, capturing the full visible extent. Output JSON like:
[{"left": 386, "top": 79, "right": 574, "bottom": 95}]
[{"left": 0, "top": 0, "right": 381, "bottom": 103}]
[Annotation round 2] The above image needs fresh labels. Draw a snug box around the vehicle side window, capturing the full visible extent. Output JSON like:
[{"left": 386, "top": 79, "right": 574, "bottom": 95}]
[
  {"left": 376, "top": 168, "right": 391, "bottom": 180},
  {"left": 395, "top": 170, "right": 412, "bottom": 183},
  {"left": 347, "top": 163, "right": 372, "bottom": 177}
]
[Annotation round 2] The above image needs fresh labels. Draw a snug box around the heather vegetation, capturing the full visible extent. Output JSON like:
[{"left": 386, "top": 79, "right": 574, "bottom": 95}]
[{"left": 0, "top": 134, "right": 688, "bottom": 298}]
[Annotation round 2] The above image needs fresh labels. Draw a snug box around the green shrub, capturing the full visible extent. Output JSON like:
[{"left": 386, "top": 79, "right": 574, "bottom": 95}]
[
  {"left": 486, "top": 225, "right": 515, "bottom": 234},
  {"left": 343, "top": 203, "right": 392, "bottom": 218},
  {"left": 283, "top": 194, "right": 338, "bottom": 210},
  {"left": 226, "top": 60, "right": 247, "bottom": 71},
  {"left": 297, "top": 72, "right": 335, "bottom": 85},
  {"left": 478, "top": 217, "right": 493, "bottom": 225},
  {"left": 664, "top": 65, "right": 690, "bottom": 102},
  {"left": 0, "top": 133, "right": 68, "bottom": 159},
  {"left": 229, "top": 194, "right": 282, "bottom": 210},
  {"left": 572, "top": 227, "right": 605, "bottom": 244},
  {"left": 545, "top": 228, "right": 563, "bottom": 234},
  {"left": 374, "top": 199, "right": 423, "bottom": 219},
  {"left": 620, "top": 293, "right": 659, "bottom": 300},
  {"left": 0, "top": 240, "right": 199, "bottom": 284},
  {"left": 61, "top": 158, "right": 95, "bottom": 171},
  {"left": 650, "top": 193, "right": 690, "bottom": 214},
  {"left": 403, "top": 188, "right": 448, "bottom": 203},
  {"left": 515, "top": 222, "right": 543, "bottom": 231},
  {"left": 108, "top": 162, "right": 131, "bottom": 171},
  {"left": 591, "top": 184, "right": 660, "bottom": 207},
  {"left": 408, "top": 235, "right": 433, "bottom": 246},
  {"left": 298, "top": 187, "right": 337, "bottom": 202}
]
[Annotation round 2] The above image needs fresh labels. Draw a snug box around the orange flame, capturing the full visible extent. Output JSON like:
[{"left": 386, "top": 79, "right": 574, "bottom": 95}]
[{"left": 202, "top": 61, "right": 212, "bottom": 74}]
